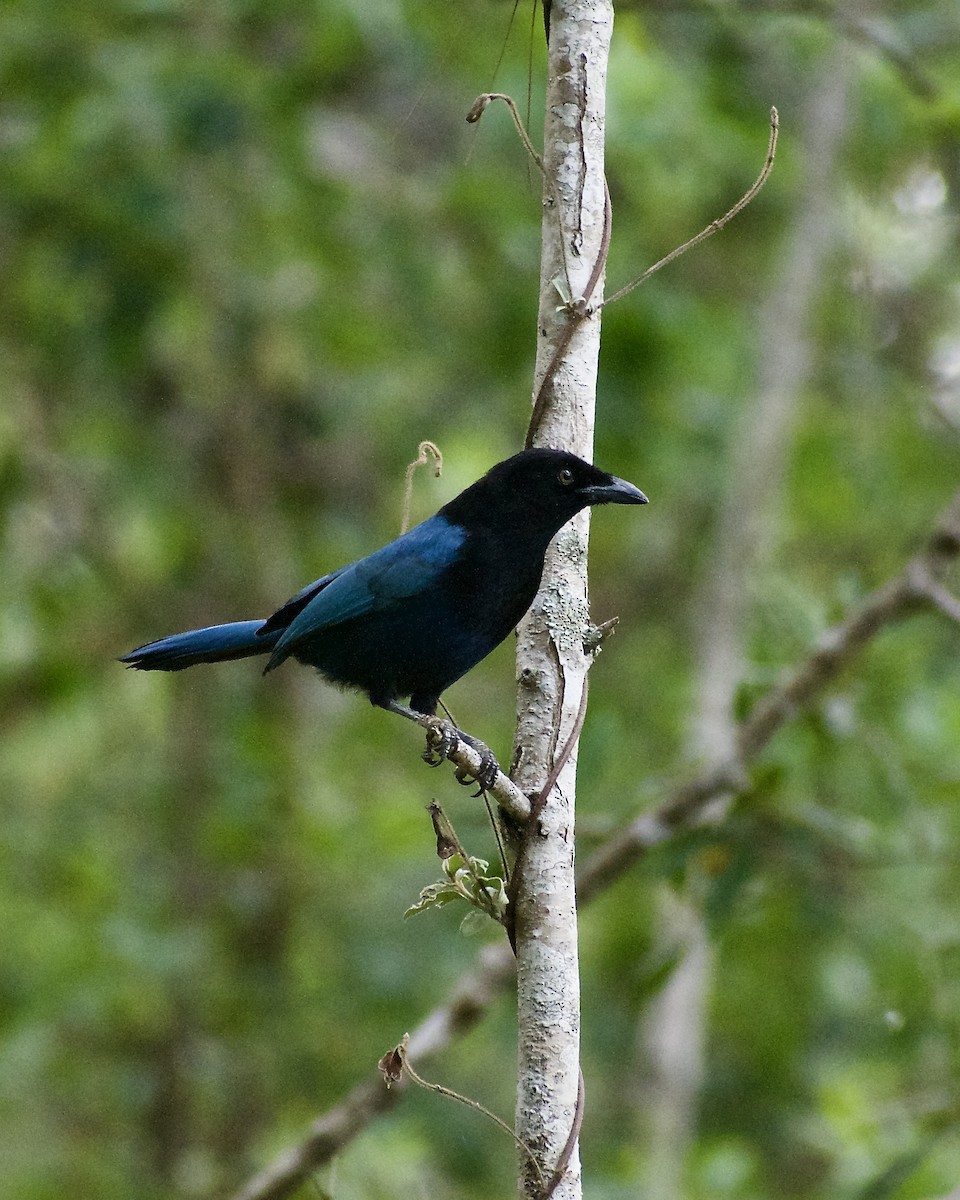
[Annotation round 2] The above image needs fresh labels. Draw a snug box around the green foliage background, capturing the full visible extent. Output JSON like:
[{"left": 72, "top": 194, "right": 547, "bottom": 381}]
[{"left": 2, "top": 2, "right": 960, "bottom": 1197}]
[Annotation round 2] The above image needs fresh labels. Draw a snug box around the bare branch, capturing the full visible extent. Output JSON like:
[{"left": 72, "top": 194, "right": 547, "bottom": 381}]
[
  {"left": 420, "top": 718, "right": 532, "bottom": 822},
  {"left": 600, "top": 106, "right": 779, "bottom": 310},
  {"left": 907, "top": 561, "right": 960, "bottom": 625},
  {"left": 466, "top": 91, "right": 545, "bottom": 173},
  {"left": 580, "top": 486, "right": 960, "bottom": 899},
  {"left": 230, "top": 1074, "right": 396, "bottom": 1200},
  {"left": 391, "top": 1034, "right": 545, "bottom": 1186}
]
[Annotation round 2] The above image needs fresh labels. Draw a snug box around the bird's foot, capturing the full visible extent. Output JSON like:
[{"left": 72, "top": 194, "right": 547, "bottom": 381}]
[
  {"left": 421, "top": 718, "right": 459, "bottom": 768},
  {"left": 422, "top": 720, "right": 501, "bottom": 794},
  {"left": 453, "top": 729, "right": 501, "bottom": 793}
]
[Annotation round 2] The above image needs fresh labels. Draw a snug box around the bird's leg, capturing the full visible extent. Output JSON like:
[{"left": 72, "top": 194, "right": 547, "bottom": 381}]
[
  {"left": 383, "top": 700, "right": 459, "bottom": 763},
  {"left": 384, "top": 700, "right": 501, "bottom": 792},
  {"left": 437, "top": 703, "right": 501, "bottom": 792},
  {"left": 384, "top": 699, "right": 433, "bottom": 725},
  {"left": 447, "top": 728, "right": 501, "bottom": 793}
]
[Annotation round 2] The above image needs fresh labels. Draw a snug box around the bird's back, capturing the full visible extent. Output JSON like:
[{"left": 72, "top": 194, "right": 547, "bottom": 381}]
[{"left": 284, "top": 519, "right": 548, "bottom": 712}]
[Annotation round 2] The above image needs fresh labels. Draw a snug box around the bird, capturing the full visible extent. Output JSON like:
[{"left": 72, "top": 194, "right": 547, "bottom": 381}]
[{"left": 121, "top": 449, "right": 647, "bottom": 738}]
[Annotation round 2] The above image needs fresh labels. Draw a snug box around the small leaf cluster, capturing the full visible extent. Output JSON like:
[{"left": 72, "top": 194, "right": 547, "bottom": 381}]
[{"left": 406, "top": 854, "right": 508, "bottom": 932}]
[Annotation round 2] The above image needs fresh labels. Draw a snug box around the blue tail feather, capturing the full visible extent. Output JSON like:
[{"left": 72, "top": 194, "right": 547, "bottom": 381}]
[{"left": 120, "top": 621, "right": 278, "bottom": 672}]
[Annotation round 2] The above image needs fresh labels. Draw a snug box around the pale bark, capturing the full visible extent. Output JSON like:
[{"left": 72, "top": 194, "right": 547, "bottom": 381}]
[{"left": 512, "top": 3, "right": 614, "bottom": 1197}]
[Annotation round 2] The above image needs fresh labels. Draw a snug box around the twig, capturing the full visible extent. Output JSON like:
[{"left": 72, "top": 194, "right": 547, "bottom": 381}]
[
  {"left": 384, "top": 1034, "right": 546, "bottom": 1187},
  {"left": 484, "top": 790, "right": 512, "bottom": 882},
  {"left": 424, "top": 801, "right": 507, "bottom": 924},
  {"left": 420, "top": 718, "right": 532, "bottom": 823},
  {"left": 230, "top": 943, "right": 518, "bottom": 1200},
  {"left": 600, "top": 106, "right": 779, "bottom": 310},
  {"left": 466, "top": 88, "right": 616, "bottom": 451},
  {"left": 537, "top": 673, "right": 589, "bottom": 807},
  {"left": 526, "top": 107, "right": 775, "bottom": 450},
  {"left": 400, "top": 441, "right": 443, "bottom": 534},
  {"left": 466, "top": 89, "right": 578, "bottom": 312},
  {"left": 466, "top": 92, "right": 544, "bottom": 173}
]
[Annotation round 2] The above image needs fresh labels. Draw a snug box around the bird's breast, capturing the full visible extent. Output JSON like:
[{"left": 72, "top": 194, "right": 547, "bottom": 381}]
[{"left": 442, "top": 527, "right": 547, "bottom": 641}]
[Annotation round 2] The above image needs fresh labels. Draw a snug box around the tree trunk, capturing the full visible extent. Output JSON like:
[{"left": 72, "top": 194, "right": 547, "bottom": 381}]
[{"left": 513, "top": 3, "right": 614, "bottom": 1197}]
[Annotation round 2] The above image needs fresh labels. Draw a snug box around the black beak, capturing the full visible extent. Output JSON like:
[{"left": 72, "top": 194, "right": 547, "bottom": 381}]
[{"left": 584, "top": 476, "right": 649, "bottom": 506}]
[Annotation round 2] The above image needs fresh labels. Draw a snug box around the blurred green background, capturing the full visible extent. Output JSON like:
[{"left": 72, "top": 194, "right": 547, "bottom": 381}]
[{"left": 2, "top": 2, "right": 960, "bottom": 1197}]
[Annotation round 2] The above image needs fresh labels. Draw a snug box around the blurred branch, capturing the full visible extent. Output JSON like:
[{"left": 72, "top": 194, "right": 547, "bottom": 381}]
[
  {"left": 686, "top": 0, "right": 940, "bottom": 101},
  {"left": 229, "top": 485, "right": 960, "bottom": 1200},
  {"left": 841, "top": 13, "right": 939, "bottom": 100},
  {"left": 638, "top": 65, "right": 844, "bottom": 1196},
  {"left": 694, "top": 56, "right": 850, "bottom": 763},
  {"left": 580, "top": 485, "right": 960, "bottom": 899},
  {"left": 230, "top": 942, "right": 517, "bottom": 1200},
  {"left": 910, "top": 561, "right": 960, "bottom": 625},
  {"left": 231, "top": 1076, "right": 395, "bottom": 1200}
]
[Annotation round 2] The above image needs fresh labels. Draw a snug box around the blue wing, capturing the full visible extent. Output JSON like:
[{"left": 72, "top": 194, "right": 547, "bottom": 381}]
[
  {"left": 265, "top": 514, "right": 466, "bottom": 671},
  {"left": 257, "top": 568, "right": 347, "bottom": 637}
]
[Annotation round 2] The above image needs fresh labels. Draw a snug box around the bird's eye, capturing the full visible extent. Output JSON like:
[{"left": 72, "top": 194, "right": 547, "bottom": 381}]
[{"left": 557, "top": 468, "right": 575, "bottom": 486}]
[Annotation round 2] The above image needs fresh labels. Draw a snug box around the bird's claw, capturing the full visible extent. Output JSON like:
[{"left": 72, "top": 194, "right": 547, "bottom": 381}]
[
  {"left": 454, "top": 730, "right": 501, "bottom": 794},
  {"left": 422, "top": 719, "right": 460, "bottom": 769},
  {"left": 422, "top": 721, "right": 501, "bottom": 794}
]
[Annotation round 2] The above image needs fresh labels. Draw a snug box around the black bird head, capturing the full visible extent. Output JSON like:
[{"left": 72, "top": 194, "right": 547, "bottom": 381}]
[{"left": 442, "top": 448, "right": 648, "bottom": 542}]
